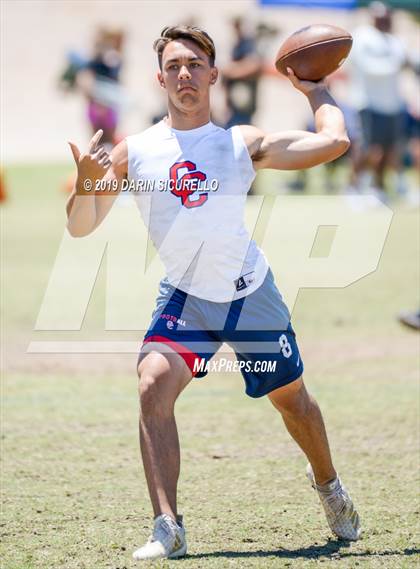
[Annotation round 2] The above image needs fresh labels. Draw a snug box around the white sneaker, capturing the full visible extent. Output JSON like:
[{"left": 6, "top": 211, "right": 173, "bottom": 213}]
[
  {"left": 306, "top": 464, "right": 361, "bottom": 541},
  {"left": 132, "top": 513, "right": 187, "bottom": 561}
]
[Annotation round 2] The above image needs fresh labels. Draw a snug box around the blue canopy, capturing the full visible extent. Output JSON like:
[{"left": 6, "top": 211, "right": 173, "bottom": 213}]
[
  {"left": 260, "top": 0, "right": 356, "bottom": 7},
  {"left": 259, "top": 0, "right": 419, "bottom": 10}
]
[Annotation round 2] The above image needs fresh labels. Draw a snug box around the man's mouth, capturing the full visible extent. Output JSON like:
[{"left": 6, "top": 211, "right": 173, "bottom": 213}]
[{"left": 178, "top": 85, "right": 196, "bottom": 92}]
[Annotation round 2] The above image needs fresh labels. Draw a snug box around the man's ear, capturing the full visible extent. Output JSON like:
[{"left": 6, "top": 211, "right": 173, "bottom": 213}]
[
  {"left": 157, "top": 71, "right": 166, "bottom": 89},
  {"left": 210, "top": 67, "right": 218, "bottom": 85}
]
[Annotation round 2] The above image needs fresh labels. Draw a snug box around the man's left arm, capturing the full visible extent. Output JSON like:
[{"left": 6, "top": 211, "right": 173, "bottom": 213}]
[{"left": 240, "top": 69, "right": 350, "bottom": 171}]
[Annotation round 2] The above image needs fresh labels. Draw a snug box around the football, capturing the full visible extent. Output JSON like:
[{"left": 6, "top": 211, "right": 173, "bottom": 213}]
[{"left": 275, "top": 24, "right": 353, "bottom": 81}]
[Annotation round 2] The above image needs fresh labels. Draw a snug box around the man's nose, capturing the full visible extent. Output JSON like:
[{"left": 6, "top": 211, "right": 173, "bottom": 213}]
[{"left": 178, "top": 65, "right": 191, "bottom": 80}]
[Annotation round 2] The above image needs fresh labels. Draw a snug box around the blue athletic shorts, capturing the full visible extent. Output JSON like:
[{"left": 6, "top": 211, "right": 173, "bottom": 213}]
[{"left": 141, "top": 268, "right": 304, "bottom": 398}]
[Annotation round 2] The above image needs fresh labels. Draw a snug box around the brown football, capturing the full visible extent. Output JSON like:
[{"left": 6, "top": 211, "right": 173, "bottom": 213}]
[{"left": 275, "top": 24, "right": 353, "bottom": 81}]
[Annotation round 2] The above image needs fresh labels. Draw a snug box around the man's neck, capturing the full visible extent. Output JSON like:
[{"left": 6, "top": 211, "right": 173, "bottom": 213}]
[{"left": 165, "top": 103, "right": 211, "bottom": 131}]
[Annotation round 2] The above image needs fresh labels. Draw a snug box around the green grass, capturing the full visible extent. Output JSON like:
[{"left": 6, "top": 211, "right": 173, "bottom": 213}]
[{"left": 1, "top": 163, "right": 420, "bottom": 568}]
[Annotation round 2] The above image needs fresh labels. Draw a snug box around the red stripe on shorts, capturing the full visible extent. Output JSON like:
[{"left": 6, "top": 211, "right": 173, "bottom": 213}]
[{"left": 142, "top": 335, "right": 203, "bottom": 377}]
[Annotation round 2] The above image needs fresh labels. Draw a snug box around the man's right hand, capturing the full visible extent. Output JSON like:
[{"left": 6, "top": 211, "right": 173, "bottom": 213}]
[
  {"left": 286, "top": 67, "right": 327, "bottom": 97},
  {"left": 68, "top": 130, "right": 112, "bottom": 192}
]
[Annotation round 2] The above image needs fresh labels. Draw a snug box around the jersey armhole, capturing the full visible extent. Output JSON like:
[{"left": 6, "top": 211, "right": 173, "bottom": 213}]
[{"left": 231, "top": 126, "right": 257, "bottom": 190}]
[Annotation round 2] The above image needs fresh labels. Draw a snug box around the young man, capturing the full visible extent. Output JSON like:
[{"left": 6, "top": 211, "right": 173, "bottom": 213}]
[{"left": 67, "top": 25, "right": 361, "bottom": 561}]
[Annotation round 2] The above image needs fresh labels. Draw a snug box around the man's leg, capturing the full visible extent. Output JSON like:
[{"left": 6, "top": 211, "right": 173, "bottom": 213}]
[
  {"left": 268, "top": 377, "right": 335, "bottom": 485},
  {"left": 268, "top": 376, "right": 361, "bottom": 540},
  {"left": 137, "top": 345, "right": 192, "bottom": 520},
  {"left": 372, "top": 145, "right": 388, "bottom": 192}
]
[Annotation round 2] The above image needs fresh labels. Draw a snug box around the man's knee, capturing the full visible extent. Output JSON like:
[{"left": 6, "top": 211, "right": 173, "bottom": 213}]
[
  {"left": 138, "top": 371, "right": 173, "bottom": 417},
  {"left": 137, "top": 349, "right": 191, "bottom": 417},
  {"left": 268, "top": 378, "right": 311, "bottom": 417}
]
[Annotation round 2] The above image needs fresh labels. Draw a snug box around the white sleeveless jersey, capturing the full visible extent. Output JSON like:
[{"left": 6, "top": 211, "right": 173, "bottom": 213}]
[{"left": 126, "top": 120, "right": 268, "bottom": 302}]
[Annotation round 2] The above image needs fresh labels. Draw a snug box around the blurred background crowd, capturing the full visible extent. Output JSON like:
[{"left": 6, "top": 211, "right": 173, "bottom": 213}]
[{"left": 2, "top": 0, "right": 419, "bottom": 204}]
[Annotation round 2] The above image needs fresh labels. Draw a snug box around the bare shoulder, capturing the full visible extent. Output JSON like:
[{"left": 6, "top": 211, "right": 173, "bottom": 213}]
[{"left": 238, "top": 125, "right": 265, "bottom": 160}]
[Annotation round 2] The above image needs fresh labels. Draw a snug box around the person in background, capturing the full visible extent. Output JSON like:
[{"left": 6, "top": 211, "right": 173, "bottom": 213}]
[
  {"left": 60, "top": 27, "right": 126, "bottom": 195},
  {"left": 60, "top": 27, "right": 126, "bottom": 148},
  {"left": 348, "top": 2, "right": 410, "bottom": 201},
  {"left": 402, "top": 99, "right": 420, "bottom": 189},
  {"left": 222, "top": 18, "right": 263, "bottom": 129}
]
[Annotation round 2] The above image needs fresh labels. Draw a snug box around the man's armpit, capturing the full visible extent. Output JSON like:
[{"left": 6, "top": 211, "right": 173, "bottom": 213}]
[{"left": 251, "top": 145, "right": 267, "bottom": 163}]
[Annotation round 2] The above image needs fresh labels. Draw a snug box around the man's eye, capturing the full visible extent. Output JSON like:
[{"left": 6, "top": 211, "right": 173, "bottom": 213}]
[
  {"left": 169, "top": 65, "right": 178, "bottom": 70},
  {"left": 191, "top": 63, "right": 200, "bottom": 68}
]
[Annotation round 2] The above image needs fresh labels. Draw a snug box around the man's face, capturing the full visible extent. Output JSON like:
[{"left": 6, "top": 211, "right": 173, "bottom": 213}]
[{"left": 158, "top": 38, "right": 218, "bottom": 112}]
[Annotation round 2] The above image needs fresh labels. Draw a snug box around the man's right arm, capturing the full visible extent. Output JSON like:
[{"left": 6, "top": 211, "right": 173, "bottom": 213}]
[
  {"left": 66, "top": 134, "right": 128, "bottom": 237},
  {"left": 240, "top": 69, "right": 350, "bottom": 171}
]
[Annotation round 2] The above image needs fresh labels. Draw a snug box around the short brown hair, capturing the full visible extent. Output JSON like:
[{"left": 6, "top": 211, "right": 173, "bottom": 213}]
[{"left": 153, "top": 25, "right": 216, "bottom": 69}]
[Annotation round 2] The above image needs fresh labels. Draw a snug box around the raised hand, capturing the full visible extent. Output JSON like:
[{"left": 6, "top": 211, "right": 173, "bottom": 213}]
[
  {"left": 286, "top": 67, "right": 327, "bottom": 97},
  {"left": 68, "top": 130, "right": 112, "bottom": 188}
]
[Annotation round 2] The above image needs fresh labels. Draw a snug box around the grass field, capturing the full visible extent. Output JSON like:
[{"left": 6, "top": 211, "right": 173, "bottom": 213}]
[{"left": 1, "top": 163, "right": 420, "bottom": 568}]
